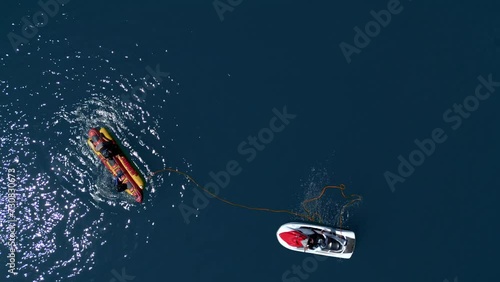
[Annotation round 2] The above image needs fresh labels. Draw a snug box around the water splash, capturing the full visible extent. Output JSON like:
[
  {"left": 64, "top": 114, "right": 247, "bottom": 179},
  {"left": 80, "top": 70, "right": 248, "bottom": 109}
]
[{"left": 298, "top": 160, "right": 355, "bottom": 228}]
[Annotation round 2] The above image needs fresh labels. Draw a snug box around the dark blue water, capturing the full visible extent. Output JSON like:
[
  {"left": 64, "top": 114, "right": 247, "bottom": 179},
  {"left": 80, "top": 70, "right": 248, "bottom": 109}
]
[{"left": 1, "top": 0, "right": 499, "bottom": 281}]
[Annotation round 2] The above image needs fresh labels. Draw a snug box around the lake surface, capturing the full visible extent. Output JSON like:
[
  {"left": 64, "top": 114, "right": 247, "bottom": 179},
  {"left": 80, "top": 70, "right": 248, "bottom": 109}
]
[{"left": 1, "top": 0, "right": 499, "bottom": 281}]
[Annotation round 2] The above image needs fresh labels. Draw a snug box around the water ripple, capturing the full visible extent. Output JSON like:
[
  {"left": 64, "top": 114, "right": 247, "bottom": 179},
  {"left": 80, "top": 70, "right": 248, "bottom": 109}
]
[{"left": 0, "top": 37, "right": 182, "bottom": 281}]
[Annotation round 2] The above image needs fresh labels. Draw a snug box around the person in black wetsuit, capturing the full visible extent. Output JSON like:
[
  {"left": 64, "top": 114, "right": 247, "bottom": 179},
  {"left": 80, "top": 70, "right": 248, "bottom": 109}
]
[
  {"left": 100, "top": 144, "right": 113, "bottom": 159},
  {"left": 113, "top": 171, "right": 128, "bottom": 192},
  {"left": 99, "top": 134, "right": 118, "bottom": 160}
]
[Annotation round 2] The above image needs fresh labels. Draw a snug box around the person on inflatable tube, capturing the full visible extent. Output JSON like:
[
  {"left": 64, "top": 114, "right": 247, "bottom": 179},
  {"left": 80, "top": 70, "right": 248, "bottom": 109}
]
[
  {"left": 99, "top": 134, "right": 117, "bottom": 160},
  {"left": 113, "top": 171, "right": 128, "bottom": 192}
]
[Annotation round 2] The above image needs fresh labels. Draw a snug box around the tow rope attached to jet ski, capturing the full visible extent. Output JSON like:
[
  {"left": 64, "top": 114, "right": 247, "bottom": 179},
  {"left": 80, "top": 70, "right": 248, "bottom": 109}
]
[{"left": 148, "top": 168, "right": 362, "bottom": 227}]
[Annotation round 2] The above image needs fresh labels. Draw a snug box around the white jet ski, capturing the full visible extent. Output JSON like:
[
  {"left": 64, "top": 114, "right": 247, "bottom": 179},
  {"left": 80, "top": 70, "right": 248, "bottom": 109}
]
[{"left": 276, "top": 222, "right": 356, "bottom": 259}]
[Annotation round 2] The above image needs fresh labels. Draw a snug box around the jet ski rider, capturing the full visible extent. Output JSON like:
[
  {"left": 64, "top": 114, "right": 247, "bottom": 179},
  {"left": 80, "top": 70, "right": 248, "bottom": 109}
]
[
  {"left": 304, "top": 230, "right": 347, "bottom": 251},
  {"left": 306, "top": 231, "right": 328, "bottom": 250}
]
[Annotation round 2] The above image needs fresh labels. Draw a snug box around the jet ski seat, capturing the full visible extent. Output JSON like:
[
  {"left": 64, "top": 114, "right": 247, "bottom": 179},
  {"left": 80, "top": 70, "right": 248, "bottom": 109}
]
[{"left": 328, "top": 240, "right": 342, "bottom": 251}]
